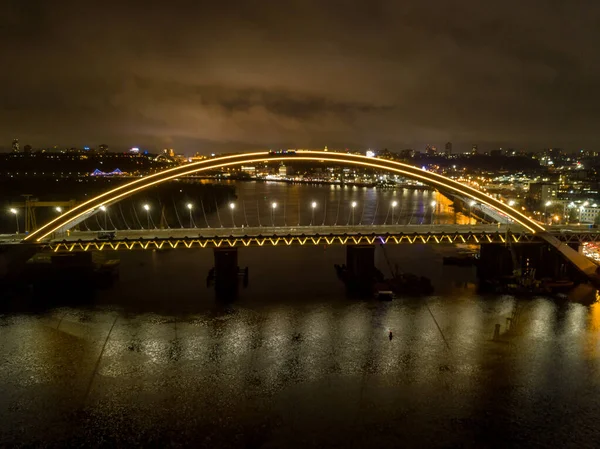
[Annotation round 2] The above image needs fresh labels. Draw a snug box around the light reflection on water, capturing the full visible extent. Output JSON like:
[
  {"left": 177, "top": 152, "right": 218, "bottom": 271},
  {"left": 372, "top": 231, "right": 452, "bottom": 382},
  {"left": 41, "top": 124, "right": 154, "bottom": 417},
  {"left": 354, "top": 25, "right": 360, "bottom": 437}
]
[{"left": 1, "top": 185, "right": 600, "bottom": 446}]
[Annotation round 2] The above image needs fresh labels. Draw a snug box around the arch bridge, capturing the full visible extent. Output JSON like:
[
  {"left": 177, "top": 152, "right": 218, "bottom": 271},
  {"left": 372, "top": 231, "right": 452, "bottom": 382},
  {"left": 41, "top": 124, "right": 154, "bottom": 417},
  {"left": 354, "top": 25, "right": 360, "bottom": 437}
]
[{"left": 14, "top": 150, "right": 598, "bottom": 284}]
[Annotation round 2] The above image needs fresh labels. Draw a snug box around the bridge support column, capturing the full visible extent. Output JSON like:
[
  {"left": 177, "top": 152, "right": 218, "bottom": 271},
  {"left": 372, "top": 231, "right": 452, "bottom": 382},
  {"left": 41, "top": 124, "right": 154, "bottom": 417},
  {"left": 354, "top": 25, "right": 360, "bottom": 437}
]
[
  {"left": 0, "top": 245, "right": 39, "bottom": 284},
  {"left": 340, "top": 245, "right": 377, "bottom": 295},
  {"left": 346, "top": 245, "right": 375, "bottom": 280},
  {"left": 477, "top": 244, "right": 513, "bottom": 281},
  {"left": 212, "top": 248, "right": 240, "bottom": 297}
]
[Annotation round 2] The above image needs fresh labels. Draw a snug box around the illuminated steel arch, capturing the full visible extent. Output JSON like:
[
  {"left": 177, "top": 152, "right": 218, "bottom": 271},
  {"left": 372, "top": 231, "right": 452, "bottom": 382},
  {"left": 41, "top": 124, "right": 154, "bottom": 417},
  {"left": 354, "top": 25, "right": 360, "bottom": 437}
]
[{"left": 24, "top": 151, "right": 545, "bottom": 241}]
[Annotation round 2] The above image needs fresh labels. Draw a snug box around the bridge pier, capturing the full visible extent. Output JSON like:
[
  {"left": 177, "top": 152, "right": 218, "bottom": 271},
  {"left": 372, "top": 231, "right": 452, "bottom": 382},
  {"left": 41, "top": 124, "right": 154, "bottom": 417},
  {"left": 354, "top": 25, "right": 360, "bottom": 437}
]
[
  {"left": 339, "top": 245, "right": 378, "bottom": 295},
  {"left": 0, "top": 245, "right": 39, "bottom": 284},
  {"left": 346, "top": 245, "right": 376, "bottom": 280},
  {"left": 209, "top": 248, "right": 247, "bottom": 298},
  {"left": 477, "top": 243, "right": 586, "bottom": 284}
]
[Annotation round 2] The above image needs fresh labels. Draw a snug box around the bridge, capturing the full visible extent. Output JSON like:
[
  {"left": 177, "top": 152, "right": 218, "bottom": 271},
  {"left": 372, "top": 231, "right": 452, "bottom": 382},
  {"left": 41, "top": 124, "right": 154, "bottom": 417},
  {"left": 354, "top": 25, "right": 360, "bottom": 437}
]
[
  {"left": 2, "top": 224, "right": 535, "bottom": 250},
  {"left": 1, "top": 150, "right": 599, "bottom": 286}
]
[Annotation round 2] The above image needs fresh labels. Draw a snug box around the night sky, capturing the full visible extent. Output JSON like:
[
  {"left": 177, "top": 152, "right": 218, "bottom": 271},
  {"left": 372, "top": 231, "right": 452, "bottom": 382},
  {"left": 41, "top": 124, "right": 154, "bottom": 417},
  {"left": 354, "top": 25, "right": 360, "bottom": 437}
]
[{"left": 3, "top": 0, "right": 600, "bottom": 154}]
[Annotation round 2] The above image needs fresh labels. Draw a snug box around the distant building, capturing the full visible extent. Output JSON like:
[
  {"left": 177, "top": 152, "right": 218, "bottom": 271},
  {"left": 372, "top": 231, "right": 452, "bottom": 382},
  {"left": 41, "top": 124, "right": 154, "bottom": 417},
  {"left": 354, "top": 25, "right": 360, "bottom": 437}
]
[
  {"left": 11, "top": 138, "right": 19, "bottom": 152},
  {"left": 444, "top": 142, "right": 452, "bottom": 155},
  {"left": 471, "top": 144, "right": 478, "bottom": 155},
  {"left": 578, "top": 205, "right": 600, "bottom": 224},
  {"left": 279, "top": 164, "right": 289, "bottom": 176},
  {"left": 528, "top": 182, "right": 557, "bottom": 206},
  {"left": 98, "top": 144, "right": 109, "bottom": 153},
  {"left": 400, "top": 149, "right": 415, "bottom": 159},
  {"left": 241, "top": 166, "right": 256, "bottom": 176},
  {"left": 425, "top": 145, "right": 437, "bottom": 155}
]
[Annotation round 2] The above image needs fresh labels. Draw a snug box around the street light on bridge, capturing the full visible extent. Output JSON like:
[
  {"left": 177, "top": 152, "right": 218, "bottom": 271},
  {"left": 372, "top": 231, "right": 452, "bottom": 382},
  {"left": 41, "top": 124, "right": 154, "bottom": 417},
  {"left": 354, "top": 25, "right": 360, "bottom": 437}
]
[
  {"left": 351, "top": 201, "right": 357, "bottom": 225},
  {"left": 55, "top": 206, "right": 62, "bottom": 213},
  {"left": 99, "top": 205, "right": 108, "bottom": 230},
  {"left": 311, "top": 201, "right": 317, "bottom": 225},
  {"left": 143, "top": 204, "right": 151, "bottom": 230},
  {"left": 391, "top": 201, "right": 398, "bottom": 225},
  {"left": 186, "top": 203, "right": 194, "bottom": 228},
  {"left": 229, "top": 202, "right": 236, "bottom": 227},
  {"left": 469, "top": 200, "right": 476, "bottom": 222},
  {"left": 9, "top": 208, "right": 18, "bottom": 234},
  {"left": 271, "top": 202, "right": 277, "bottom": 227}
]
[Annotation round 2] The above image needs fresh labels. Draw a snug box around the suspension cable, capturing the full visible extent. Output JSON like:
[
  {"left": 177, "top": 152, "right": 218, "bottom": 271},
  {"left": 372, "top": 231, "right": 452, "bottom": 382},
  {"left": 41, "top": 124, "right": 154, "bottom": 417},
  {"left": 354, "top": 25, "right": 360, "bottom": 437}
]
[
  {"left": 200, "top": 200, "right": 210, "bottom": 228},
  {"left": 383, "top": 205, "right": 390, "bottom": 225},
  {"left": 242, "top": 200, "right": 249, "bottom": 227},
  {"left": 118, "top": 203, "right": 131, "bottom": 230},
  {"left": 132, "top": 205, "right": 144, "bottom": 229},
  {"left": 397, "top": 198, "right": 404, "bottom": 225},
  {"left": 95, "top": 214, "right": 103, "bottom": 231},
  {"left": 371, "top": 198, "right": 379, "bottom": 225},
  {"left": 107, "top": 210, "right": 118, "bottom": 230},
  {"left": 359, "top": 200, "right": 366, "bottom": 225},
  {"left": 214, "top": 198, "right": 223, "bottom": 228},
  {"left": 172, "top": 198, "right": 184, "bottom": 228},
  {"left": 257, "top": 200, "right": 262, "bottom": 227}
]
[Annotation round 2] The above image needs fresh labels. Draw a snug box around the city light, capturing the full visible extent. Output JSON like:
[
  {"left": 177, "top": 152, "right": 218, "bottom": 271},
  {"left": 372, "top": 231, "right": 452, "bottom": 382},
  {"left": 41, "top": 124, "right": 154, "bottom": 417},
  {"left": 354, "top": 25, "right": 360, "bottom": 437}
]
[
  {"left": 143, "top": 204, "right": 150, "bottom": 211},
  {"left": 9, "top": 208, "right": 17, "bottom": 215},
  {"left": 272, "top": 202, "right": 277, "bottom": 209},
  {"left": 431, "top": 201, "right": 436, "bottom": 207},
  {"left": 311, "top": 201, "right": 317, "bottom": 209},
  {"left": 187, "top": 203, "right": 193, "bottom": 210},
  {"left": 351, "top": 201, "right": 357, "bottom": 208},
  {"left": 229, "top": 203, "right": 235, "bottom": 209},
  {"left": 470, "top": 201, "right": 476, "bottom": 207},
  {"left": 55, "top": 206, "right": 63, "bottom": 213},
  {"left": 391, "top": 201, "right": 398, "bottom": 207},
  {"left": 545, "top": 201, "right": 552, "bottom": 207},
  {"left": 99, "top": 205, "right": 106, "bottom": 212},
  {"left": 508, "top": 200, "right": 516, "bottom": 206}
]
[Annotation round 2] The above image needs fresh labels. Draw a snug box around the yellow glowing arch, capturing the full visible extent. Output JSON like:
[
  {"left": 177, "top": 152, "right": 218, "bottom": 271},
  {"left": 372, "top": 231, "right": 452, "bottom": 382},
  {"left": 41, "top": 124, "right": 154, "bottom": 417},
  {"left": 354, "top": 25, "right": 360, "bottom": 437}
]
[{"left": 24, "top": 150, "right": 545, "bottom": 241}]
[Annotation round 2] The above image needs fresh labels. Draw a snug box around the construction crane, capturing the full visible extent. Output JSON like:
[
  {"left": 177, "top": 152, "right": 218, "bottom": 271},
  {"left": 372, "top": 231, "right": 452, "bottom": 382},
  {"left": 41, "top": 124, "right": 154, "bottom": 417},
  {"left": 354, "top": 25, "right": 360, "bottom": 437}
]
[{"left": 7, "top": 195, "right": 77, "bottom": 233}]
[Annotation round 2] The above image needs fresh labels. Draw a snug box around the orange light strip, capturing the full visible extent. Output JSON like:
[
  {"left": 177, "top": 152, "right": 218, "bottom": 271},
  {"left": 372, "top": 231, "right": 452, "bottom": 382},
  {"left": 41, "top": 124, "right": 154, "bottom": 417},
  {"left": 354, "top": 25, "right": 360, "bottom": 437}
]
[
  {"left": 45, "top": 231, "right": 529, "bottom": 251},
  {"left": 24, "top": 151, "right": 269, "bottom": 241},
  {"left": 31, "top": 152, "right": 544, "bottom": 241}
]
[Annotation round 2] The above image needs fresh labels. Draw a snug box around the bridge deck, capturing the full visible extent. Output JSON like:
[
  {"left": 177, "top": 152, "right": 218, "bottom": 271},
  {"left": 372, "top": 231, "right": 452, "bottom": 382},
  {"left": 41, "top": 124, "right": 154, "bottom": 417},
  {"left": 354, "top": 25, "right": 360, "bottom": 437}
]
[{"left": 538, "top": 232, "right": 600, "bottom": 284}]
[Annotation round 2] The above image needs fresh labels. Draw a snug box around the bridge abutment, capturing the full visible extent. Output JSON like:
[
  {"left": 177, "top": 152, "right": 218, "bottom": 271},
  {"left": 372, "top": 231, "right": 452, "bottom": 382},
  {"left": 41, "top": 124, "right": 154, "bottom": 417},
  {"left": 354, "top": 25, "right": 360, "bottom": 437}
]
[{"left": 478, "top": 242, "right": 586, "bottom": 284}]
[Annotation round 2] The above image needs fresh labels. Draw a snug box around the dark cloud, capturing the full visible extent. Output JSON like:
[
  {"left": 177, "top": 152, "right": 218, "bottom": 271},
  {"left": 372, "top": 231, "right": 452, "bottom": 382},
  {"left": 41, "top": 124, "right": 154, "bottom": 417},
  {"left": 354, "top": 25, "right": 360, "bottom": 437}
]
[{"left": 2, "top": 0, "right": 600, "bottom": 153}]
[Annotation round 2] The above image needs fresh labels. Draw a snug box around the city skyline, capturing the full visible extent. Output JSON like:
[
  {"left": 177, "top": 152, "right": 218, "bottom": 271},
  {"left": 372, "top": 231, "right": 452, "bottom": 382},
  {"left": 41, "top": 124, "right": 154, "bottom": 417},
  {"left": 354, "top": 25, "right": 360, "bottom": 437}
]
[{"left": 4, "top": 1, "right": 600, "bottom": 153}]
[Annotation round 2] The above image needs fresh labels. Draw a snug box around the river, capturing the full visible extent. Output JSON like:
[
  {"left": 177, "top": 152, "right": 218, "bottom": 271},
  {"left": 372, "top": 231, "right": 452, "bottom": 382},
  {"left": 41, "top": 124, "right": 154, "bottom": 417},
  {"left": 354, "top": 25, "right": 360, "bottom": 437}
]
[{"left": 1, "top": 182, "right": 599, "bottom": 448}]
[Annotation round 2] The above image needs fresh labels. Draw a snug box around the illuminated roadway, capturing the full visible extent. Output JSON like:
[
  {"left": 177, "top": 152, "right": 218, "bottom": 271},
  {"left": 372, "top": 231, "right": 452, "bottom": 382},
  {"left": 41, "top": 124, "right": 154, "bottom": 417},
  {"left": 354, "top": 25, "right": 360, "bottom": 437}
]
[
  {"left": 52, "top": 223, "right": 520, "bottom": 240},
  {"left": 2, "top": 224, "right": 600, "bottom": 246}
]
